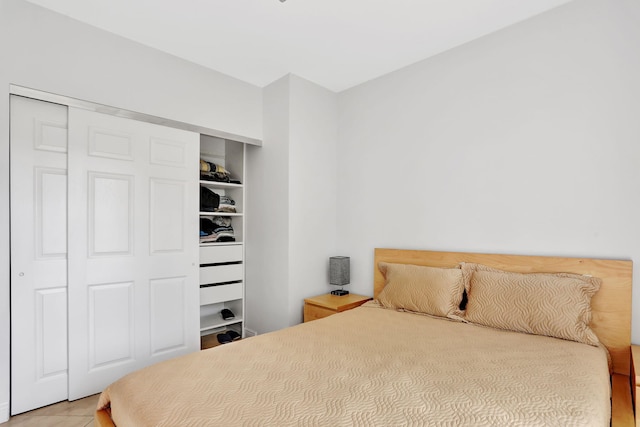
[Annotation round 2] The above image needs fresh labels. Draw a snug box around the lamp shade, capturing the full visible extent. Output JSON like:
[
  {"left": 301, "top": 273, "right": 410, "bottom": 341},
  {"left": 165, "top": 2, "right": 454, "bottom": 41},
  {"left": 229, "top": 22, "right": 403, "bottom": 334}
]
[{"left": 329, "top": 256, "right": 350, "bottom": 286}]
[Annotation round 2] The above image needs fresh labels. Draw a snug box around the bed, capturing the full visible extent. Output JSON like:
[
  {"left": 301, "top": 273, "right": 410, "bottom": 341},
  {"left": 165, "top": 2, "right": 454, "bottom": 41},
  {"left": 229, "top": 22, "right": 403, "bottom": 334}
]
[{"left": 95, "top": 248, "right": 635, "bottom": 426}]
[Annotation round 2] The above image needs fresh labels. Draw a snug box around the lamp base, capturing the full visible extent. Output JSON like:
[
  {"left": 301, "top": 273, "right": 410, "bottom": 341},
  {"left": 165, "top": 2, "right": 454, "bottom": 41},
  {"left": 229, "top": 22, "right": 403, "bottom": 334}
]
[{"left": 330, "top": 289, "right": 350, "bottom": 296}]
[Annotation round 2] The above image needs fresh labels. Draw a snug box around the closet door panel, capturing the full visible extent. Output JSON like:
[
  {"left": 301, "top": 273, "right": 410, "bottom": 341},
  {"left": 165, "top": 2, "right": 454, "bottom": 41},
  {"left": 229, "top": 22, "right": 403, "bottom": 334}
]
[
  {"left": 149, "top": 277, "right": 189, "bottom": 355},
  {"left": 88, "top": 172, "right": 134, "bottom": 256},
  {"left": 88, "top": 282, "right": 135, "bottom": 368},
  {"left": 37, "top": 169, "right": 67, "bottom": 256},
  {"left": 150, "top": 179, "right": 186, "bottom": 253},
  {"left": 67, "top": 108, "right": 199, "bottom": 400},
  {"left": 10, "top": 96, "right": 68, "bottom": 415},
  {"left": 88, "top": 127, "right": 134, "bottom": 160},
  {"left": 150, "top": 137, "right": 189, "bottom": 167},
  {"left": 36, "top": 288, "right": 67, "bottom": 376}
]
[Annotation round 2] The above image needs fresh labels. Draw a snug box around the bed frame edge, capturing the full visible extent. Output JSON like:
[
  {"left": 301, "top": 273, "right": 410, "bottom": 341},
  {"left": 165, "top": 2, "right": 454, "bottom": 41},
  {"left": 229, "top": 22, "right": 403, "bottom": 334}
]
[{"left": 94, "top": 408, "right": 115, "bottom": 427}]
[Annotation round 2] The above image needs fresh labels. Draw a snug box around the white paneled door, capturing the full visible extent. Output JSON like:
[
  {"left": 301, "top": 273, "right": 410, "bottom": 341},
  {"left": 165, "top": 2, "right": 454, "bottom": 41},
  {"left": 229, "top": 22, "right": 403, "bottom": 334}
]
[
  {"left": 67, "top": 108, "right": 200, "bottom": 399},
  {"left": 11, "top": 96, "right": 200, "bottom": 413},
  {"left": 10, "top": 96, "right": 69, "bottom": 415}
]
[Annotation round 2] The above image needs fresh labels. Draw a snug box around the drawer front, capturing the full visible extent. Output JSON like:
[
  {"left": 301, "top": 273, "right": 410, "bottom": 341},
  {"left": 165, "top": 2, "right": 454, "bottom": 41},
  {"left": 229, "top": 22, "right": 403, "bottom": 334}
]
[
  {"left": 200, "top": 283, "right": 243, "bottom": 305},
  {"left": 303, "top": 304, "right": 336, "bottom": 322},
  {"left": 200, "top": 245, "right": 243, "bottom": 265},
  {"left": 199, "top": 264, "right": 244, "bottom": 285}
]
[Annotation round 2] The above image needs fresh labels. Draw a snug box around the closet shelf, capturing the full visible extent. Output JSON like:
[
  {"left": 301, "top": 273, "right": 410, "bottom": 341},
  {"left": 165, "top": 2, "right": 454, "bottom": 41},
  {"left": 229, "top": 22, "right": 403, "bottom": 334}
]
[
  {"left": 200, "top": 242, "right": 243, "bottom": 247},
  {"left": 199, "top": 180, "right": 243, "bottom": 189},
  {"left": 199, "top": 212, "right": 243, "bottom": 217},
  {"left": 200, "top": 241, "right": 243, "bottom": 247},
  {"left": 200, "top": 314, "right": 244, "bottom": 332}
]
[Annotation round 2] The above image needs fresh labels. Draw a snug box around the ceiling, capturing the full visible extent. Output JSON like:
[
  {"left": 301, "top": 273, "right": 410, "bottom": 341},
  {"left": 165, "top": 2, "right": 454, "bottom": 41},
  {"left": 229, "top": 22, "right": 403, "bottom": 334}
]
[{"left": 25, "top": 0, "right": 574, "bottom": 92}]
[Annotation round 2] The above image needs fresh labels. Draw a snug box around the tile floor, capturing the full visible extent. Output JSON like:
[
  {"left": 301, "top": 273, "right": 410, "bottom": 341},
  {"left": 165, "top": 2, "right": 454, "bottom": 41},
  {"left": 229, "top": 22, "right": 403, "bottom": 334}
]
[{"left": 3, "top": 394, "right": 99, "bottom": 427}]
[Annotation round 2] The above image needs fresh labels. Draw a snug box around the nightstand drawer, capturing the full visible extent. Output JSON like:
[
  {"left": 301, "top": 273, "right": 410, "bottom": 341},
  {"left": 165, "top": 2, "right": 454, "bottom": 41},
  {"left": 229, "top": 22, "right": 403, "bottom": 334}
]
[
  {"left": 304, "top": 304, "right": 335, "bottom": 322},
  {"left": 303, "top": 293, "right": 371, "bottom": 323}
]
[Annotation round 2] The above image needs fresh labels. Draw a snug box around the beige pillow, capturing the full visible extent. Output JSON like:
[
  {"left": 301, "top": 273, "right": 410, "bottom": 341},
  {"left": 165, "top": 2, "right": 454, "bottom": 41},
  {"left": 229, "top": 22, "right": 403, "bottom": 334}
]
[
  {"left": 376, "top": 262, "right": 465, "bottom": 319},
  {"left": 461, "top": 263, "right": 601, "bottom": 346}
]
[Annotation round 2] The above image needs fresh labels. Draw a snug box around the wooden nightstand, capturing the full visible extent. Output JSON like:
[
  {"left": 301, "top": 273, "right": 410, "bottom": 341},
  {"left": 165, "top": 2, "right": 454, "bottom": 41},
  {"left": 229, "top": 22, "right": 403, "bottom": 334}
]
[{"left": 303, "top": 293, "right": 371, "bottom": 322}]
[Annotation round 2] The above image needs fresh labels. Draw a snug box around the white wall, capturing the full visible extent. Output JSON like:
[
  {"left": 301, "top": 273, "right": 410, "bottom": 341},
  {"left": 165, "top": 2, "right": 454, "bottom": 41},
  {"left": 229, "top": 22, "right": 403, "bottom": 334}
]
[
  {"left": 336, "top": 0, "right": 640, "bottom": 341},
  {"left": 246, "top": 76, "right": 291, "bottom": 334},
  {"left": 0, "top": 0, "right": 262, "bottom": 420},
  {"left": 288, "top": 75, "right": 338, "bottom": 325},
  {"left": 0, "top": 0, "right": 262, "bottom": 138},
  {"left": 246, "top": 75, "right": 338, "bottom": 333}
]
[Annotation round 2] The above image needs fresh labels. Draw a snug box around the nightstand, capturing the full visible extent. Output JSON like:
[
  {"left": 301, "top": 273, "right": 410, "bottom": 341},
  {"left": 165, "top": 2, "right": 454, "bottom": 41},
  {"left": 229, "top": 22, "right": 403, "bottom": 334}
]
[{"left": 303, "top": 293, "right": 371, "bottom": 322}]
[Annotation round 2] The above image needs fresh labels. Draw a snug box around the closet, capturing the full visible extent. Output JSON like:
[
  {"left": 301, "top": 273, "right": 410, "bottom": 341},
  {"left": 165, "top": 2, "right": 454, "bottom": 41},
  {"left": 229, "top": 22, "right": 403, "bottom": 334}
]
[
  {"left": 198, "top": 136, "right": 246, "bottom": 341},
  {"left": 9, "top": 93, "right": 254, "bottom": 415}
]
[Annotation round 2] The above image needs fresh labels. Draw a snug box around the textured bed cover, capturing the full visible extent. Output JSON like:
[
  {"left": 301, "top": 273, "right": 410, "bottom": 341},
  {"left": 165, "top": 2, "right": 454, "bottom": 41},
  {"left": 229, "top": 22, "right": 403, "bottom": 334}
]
[{"left": 97, "top": 303, "right": 611, "bottom": 426}]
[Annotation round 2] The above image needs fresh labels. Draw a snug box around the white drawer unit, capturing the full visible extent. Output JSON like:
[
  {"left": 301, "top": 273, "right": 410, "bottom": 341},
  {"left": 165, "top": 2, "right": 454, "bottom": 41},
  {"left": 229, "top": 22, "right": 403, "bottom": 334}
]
[
  {"left": 199, "top": 264, "right": 243, "bottom": 285},
  {"left": 200, "top": 245, "right": 243, "bottom": 265},
  {"left": 200, "top": 283, "right": 243, "bottom": 305}
]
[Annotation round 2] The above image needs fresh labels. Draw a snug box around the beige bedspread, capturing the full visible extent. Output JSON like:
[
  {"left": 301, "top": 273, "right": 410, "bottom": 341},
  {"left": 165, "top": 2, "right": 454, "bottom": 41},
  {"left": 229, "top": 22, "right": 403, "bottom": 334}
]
[{"left": 97, "top": 303, "right": 610, "bottom": 426}]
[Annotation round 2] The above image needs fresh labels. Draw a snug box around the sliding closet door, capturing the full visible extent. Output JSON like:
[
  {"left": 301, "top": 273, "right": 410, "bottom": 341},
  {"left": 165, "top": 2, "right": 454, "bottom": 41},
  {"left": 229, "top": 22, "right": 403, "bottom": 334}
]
[
  {"left": 10, "top": 96, "right": 69, "bottom": 414},
  {"left": 67, "top": 108, "right": 200, "bottom": 399}
]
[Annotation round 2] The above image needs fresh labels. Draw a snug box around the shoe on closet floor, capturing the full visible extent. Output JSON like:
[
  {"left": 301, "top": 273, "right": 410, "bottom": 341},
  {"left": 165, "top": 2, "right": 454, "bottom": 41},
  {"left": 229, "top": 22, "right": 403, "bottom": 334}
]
[{"left": 217, "top": 333, "right": 232, "bottom": 344}]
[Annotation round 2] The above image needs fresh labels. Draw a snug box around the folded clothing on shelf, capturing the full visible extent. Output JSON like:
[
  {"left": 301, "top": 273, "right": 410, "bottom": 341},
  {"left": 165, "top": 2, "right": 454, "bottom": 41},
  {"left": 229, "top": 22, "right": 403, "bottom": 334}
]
[
  {"left": 200, "top": 159, "right": 229, "bottom": 174},
  {"left": 200, "top": 187, "right": 237, "bottom": 213},
  {"left": 217, "top": 195, "right": 236, "bottom": 213},
  {"left": 200, "top": 216, "right": 235, "bottom": 243},
  {"left": 200, "top": 170, "right": 230, "bottom": 183},
  {"left": 200, "top": 186, "right": 220, "bottom": 212},
  {"left": 200, "top": 159, "right": 241, "bottom": 184}
]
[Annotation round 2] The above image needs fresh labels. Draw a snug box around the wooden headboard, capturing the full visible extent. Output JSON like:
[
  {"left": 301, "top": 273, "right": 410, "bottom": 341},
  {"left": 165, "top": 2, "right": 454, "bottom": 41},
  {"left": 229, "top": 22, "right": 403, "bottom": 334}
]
[{"left": 374, "top": 248, "right": 633, "bottom": 376}]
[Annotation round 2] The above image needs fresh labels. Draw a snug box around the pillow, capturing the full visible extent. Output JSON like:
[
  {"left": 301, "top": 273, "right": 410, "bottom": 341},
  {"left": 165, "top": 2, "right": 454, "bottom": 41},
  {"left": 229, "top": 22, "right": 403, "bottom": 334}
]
[
  {"left": 376, "top": 262, "right": 465, "bottom": 319},
  {"left": 461, "top": 263, "right": 601, "bottom": 346}
]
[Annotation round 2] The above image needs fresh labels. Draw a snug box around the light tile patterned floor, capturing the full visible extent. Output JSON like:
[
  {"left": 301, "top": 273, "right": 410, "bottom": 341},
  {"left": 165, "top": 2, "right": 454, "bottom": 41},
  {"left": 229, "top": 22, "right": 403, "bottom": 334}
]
[{"left": 3, "top": 394, "right": 99, "bottom": 427}]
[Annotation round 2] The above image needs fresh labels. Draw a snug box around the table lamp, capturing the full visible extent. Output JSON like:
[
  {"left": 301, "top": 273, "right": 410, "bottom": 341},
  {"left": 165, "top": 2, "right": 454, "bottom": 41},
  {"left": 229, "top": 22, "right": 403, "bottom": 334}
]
[{"left": 329, "top": 256, "right": 350, "bottom": 296}]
